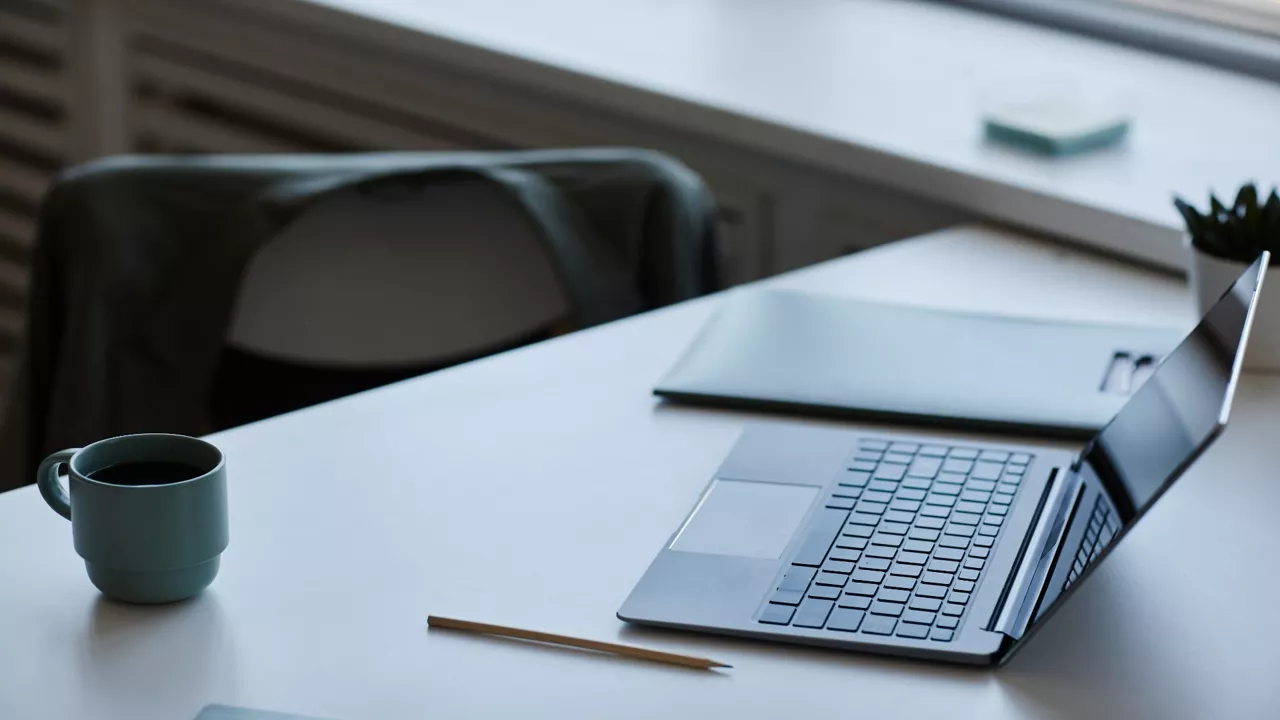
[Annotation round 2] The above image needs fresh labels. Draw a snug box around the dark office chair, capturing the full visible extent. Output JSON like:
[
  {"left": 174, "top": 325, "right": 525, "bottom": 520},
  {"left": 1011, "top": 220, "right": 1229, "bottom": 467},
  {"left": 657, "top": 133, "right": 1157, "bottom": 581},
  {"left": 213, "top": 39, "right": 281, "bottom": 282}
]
[{"left": 0, "top": 149, "right": 720, "bottom": 489}]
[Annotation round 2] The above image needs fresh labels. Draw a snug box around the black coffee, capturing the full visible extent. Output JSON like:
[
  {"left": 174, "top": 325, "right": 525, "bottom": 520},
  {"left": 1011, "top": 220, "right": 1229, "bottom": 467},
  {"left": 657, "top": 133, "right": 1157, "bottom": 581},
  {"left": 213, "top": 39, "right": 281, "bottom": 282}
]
[{"left": 87, "top": 461, "right": 205, "bottom": 486}]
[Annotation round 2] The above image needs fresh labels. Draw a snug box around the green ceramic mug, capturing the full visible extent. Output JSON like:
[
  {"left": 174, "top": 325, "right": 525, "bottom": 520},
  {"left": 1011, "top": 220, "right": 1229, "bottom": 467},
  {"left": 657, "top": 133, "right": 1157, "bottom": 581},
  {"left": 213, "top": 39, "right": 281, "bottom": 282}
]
[{"left": 37, "top": 433, "right": 229, "bottom": 604}]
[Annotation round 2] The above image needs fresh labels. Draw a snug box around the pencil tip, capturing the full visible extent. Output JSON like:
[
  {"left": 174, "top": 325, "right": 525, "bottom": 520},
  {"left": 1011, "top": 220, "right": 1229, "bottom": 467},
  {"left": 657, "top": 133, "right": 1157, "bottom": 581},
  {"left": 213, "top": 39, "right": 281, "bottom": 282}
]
[{"left": 714, "top": 663, "right": 733, "bottom": 669}]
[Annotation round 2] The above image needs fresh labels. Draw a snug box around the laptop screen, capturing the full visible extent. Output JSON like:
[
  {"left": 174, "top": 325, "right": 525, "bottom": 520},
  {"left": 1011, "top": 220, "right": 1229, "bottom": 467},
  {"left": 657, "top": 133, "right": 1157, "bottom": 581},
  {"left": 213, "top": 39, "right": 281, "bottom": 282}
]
[{"left": 1078, "top": 253, "right": 1264, "bottom": 522}]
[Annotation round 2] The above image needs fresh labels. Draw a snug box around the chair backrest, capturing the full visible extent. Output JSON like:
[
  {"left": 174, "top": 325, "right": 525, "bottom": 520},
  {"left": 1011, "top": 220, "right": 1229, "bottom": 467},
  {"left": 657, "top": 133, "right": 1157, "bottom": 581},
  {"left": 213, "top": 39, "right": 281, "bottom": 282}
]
[{"left": 227, "top": 177, "right": 571, "bottom": 366}]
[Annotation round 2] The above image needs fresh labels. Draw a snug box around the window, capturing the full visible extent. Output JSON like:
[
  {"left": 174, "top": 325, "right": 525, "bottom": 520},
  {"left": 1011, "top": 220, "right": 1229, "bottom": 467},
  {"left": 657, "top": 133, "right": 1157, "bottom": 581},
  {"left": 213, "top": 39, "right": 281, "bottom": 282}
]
[{"left": 943, "top": 0, "right": 1280, "bottom": 84}]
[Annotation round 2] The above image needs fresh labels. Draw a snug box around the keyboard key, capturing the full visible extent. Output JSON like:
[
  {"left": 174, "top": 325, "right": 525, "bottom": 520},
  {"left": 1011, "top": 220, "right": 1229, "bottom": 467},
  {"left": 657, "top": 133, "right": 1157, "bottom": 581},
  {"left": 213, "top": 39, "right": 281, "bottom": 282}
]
[
  {"left": 960, "top": 491, "right": 991, "bottom": 504},
  {"left": 793, "top": 598, "right": 835, "bottom": 628},
  {"left": 889, "top": 563, "right": 923, "bottom": 577},
  {"left": 836, "top": 536, "right": 869, "bottom": 551},
  {"left": 928, "top": 559, "right": 960, "bottom": 574},
  {"left": 916, "top": 584, "right": 948, "bottom": 598},
  {"left": 825, "top": 496, "right": 856, "bottom": 510},
  {"left": 996, "top": 482, "right": 1018, "bottom": 495},
  {"left": 897, "top": 488, "right": 927, "bottom": 501},
  {"left": 977, "top": 525, "right": 999, "bottom": 537},
  {"left": 871, "top": 533, "right": 904, "bottom": 547},
  {"left": 969, "top": 547, "right": 990, "bottom": 559},
  {"left": 832, "top": 486, "right": 862, "bottom": 499},
  {"left": 903, "top": 539, "right": 934, "bottom": 554},
  {"left": 883, "top": 452, "right": 914, "bottom": 466},
  {"left": 883, "top": 510, "right": 915, "bottom": 524},
  {"left": 919, "top": 445, "right": 949, "bottom": 457},
  {"left": 951, "top": 512, "right": 981, "bottom": 526},
  {"left": 896, "top": 623, "right": 930, "bottom": 639},
  {"left": 948, "top": 590, "right": 971, "bottom": 605},
  {"left": 922, "top": 571, "right": 953, "bottom": 586},
  {"left": 932, "top": 484, "right": 962, "bottom": 497},
  {"left": 839, "top": 594, "right": 872, "bottom": 610},
  {"left": 983, "top": 515, "right": 1004, "bottom": 527},
  {"left": 964, "top": 558, "right": 986, "bottom": 571},
  {"left": 988, "top": 504, "right": 1009, "bottom": 516},
  {"left": 970, "top": 462, "right": 1004, "bottom": 481},
  {"left": 955, "top": 500, "right": 985, "bottom": 515},
  {"left": 958, "top": 568, "right": 980, "bottom": 581},
  {"left": 844, "top": 524, "right": 876, "bottom": 540},
  {"left": 867, "top": 480, "right": 898, "bottom": 493},
  {"left": 852, "top": 450, "right": 883, "bottom": 462},
  {"left": 845, "top": 581, "right": 879, "bottom": 596},
  {"left": 779, "top": 566, "right": 817, "bottom": 592},
  {"left": 942, "top": 458, "right": 974, "bottom": 474},
  {"left": 910, "top": 596, "right": 943, "bottom": 611},
  {"left": 821, "top": 560, "right": 855, "bottom": 574},
  {"left": 949, "top": 448, "right": 979, "bottom": 460},
  {"left": 793, "top": 508, "right": 849, "bottom": 566},
  {"left": 916, "top": 516, "right": 946, "bottom": 530},
  {"left": 870, "top": 601, "right": 905, "bottom": 617},
  {"left": 859, "top": 439, "right": 890, "bottom": 451},
  {"left": 771, "top": 589, "right": 804, "bottom": 605},
  {"left": 864, "top": 545, "right": 896, "bottom": 559},
  {"left": 935, "top": 472, "right": 967, "bottom": 486},
  {"left": 890, "top": 500, "right": 922, "bottom": 513},
  {"left": 935, "top": 615, "right": 959, "bottom": 629},
  {"left": 1009, "top": 453, "right": 1031, "bottom": 465},
  {"left": 966, "top": 479, "right": 997, "bottom": 493},
  {"left": 855, "top": 501, "right": 889, "bottom": 515},
  {"left": 839, "top": 471, "right": 872, "bottom": 488},
  {"left": 901, "top": 477, "right": 932, "bottom": 490},
  {"left": 884, "top": 575, "right": 916, "bottom": 590},
  {"left": 889, "top": 442, "right": 920, "bottom": 454},
  {"left": 973, "top": 535, "right": 996, "bottom": 548},
  {"left": 1000, "top": 472, "right": 1023, "bottom": 484},
  {"left": 908, "top": 528, "right": 940, "bottom": 542},
  {"left": 829, "top": 547, "right": 862, "bottom": 563},
  {"left": 848, "top": 513, "right": 881, "bottom": 527},
  {"left": 808, "top": 585, "right": 841, "bottom": 600},
  {"left": 851, "top": 569, "right": 885, "bottom": 584},
  {"left": 859, "top": 558, "right": 891, "bottom": 571},
  {"left": 827, "top": 607, "right": 865, "bottom": 632},
  {"left": 896, "top": 551, "right": 930, "bottom": 565},
  {"left": 850, "top": 460, "right": 877, "bottom": 473},
  {"left": 874, "top": 464, "right": 907, "bottom": 481},
  {"left": 760, "top": 603, "right": 795, "bottom": 625},
  {"left": 907, "top": 456, "right": 943, "bottom": 478},
  {"left": 921, "top": 505, "right": 951, "bottom": 519},
  {"left": 816, "top": 572, "right": 849, "bottom": 586},
  {"left": 944, "top": 524, "right": 976, "bottom": 538},
  {"left": 953, "top": 579, "right": 976, "bottom": 593},
  {"left": 978, "top": 450, "right": 1010, "bottom": 463},
  {"left": 860, "top": 614, "right": 897, "bottom": 635},
  {"left": 902, "top": 609, "right": 936, "bottom": 625},
  {"left": 880, "top": 522, "right": 911, "bottom": 535},
  {"left": 991, "top": 494, "right": 1013, "bottom": 506},
  {"left": 941, "top": 603, "right": 965, "bottom": 616},
  {"left": 930, "top": 629, "right": 955, "bottom": 642},
  {"left": 862, "top": 489, "right": 894, "bottom": 503},
  {"left": 878, "top": 588, "right": 910, "bottom": 603},
  {"left": 934, "top": 547, "right": 964, "bottom": 561},
  {"left": 1005, "top": 463, "right": 1027, "bottom": 475},
  {"left": 938, "top": 535, "right": 969, "bottom": 549},
  {"left": 924, "top": 493, "right": 957, "bottom": 507}
]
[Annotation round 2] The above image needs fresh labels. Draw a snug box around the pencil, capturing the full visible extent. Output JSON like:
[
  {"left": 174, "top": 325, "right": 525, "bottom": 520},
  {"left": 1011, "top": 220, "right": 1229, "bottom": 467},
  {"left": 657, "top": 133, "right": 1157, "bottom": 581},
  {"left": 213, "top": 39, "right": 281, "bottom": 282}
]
[{"left": 426, "top": 615, "right": 732, "bottom": 670}]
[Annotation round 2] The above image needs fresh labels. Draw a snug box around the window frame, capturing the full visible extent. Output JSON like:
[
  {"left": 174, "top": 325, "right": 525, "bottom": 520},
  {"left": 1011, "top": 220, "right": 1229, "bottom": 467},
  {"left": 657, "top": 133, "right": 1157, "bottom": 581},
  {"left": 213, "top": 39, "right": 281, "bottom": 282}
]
[{"left": 938, "top": 0, "right": 1280, "bottom": 84}]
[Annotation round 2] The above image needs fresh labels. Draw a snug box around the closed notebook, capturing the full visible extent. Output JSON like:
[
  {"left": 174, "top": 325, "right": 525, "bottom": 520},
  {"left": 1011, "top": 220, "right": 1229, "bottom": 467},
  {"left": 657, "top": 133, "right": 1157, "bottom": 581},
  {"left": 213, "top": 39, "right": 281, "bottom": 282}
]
[{"left": 655, "top": 290, "right": 1184, "bottom": 438}]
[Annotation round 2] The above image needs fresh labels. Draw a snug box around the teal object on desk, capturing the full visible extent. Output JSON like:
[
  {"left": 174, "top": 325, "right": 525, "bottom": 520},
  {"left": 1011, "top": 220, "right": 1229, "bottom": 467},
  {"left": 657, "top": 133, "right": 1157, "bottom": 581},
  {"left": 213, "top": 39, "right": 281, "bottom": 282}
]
[{"left": 984, "top": 96, "right": 1130, "bottom": 156}]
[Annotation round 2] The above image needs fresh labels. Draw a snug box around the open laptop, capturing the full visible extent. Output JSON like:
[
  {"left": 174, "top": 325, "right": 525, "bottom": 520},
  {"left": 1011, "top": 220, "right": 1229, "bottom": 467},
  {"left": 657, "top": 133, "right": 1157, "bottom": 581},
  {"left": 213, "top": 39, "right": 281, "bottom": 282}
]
[{"left": 619, "top": 253, "right": 1267, "bottom": 665}]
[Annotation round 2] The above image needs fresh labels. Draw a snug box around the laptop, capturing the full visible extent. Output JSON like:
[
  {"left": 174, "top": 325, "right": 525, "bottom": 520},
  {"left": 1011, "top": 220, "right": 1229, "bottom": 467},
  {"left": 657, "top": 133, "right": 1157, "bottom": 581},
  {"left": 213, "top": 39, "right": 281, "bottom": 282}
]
[{"left": 619, "top": 253, "right": 1267, "bottom": 665}]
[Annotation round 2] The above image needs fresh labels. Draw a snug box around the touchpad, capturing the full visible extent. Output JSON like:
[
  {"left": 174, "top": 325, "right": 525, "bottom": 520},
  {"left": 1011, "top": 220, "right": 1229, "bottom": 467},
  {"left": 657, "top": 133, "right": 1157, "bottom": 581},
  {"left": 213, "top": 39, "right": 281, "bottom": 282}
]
[{"left": 670, "top": 479, "right": 819, "bottom": 559}]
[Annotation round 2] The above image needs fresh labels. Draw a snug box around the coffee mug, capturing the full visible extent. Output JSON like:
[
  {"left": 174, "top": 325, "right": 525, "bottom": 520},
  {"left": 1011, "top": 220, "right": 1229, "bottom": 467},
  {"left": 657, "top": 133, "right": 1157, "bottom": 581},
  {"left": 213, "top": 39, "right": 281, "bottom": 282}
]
[{"left": 37, "top": 433, "right": 229, "bottom": 604}]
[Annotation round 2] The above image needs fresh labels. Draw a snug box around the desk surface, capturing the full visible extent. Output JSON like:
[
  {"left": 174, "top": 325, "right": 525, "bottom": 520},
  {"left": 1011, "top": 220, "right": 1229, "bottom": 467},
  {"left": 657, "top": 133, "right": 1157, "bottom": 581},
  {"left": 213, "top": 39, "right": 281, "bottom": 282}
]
[
  {"left": 4, "top": 226, "right": 1280, "bottom": 720},
  {"left": 238, "top": 0, "right": 1280, "bottom": 266}
]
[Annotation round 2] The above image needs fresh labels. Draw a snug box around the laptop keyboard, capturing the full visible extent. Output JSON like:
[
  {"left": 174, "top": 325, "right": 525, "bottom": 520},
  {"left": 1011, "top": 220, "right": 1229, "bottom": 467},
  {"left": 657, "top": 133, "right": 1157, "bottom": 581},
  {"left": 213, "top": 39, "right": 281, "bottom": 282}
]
[
  {"left": 1062, "top": 495, "right": 1119, "bottom": 590},
  {"left": 758, "top": 439, "right": 1031, "bottom": 642}
]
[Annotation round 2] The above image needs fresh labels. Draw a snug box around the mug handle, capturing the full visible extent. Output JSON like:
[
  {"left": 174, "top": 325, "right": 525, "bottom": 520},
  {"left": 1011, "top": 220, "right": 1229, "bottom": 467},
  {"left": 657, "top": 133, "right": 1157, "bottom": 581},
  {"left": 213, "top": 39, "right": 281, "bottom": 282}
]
[{"left": 37, "top": 449, "right": 79, "bottom": 520}]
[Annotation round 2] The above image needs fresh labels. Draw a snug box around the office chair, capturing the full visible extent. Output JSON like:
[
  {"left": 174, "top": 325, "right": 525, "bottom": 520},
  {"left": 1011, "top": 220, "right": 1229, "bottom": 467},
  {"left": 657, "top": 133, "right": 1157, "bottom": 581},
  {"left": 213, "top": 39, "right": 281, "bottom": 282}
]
[{"left": 0, "top": 149, "right": 720, "bottom": 488}]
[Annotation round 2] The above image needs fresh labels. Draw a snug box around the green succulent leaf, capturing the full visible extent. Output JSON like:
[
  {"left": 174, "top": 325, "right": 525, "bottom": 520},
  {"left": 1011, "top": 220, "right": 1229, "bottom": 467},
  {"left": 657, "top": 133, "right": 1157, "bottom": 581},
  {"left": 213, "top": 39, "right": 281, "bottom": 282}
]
[{"left": 1175, "top": 184, "right": 1280, "bottom": 265}]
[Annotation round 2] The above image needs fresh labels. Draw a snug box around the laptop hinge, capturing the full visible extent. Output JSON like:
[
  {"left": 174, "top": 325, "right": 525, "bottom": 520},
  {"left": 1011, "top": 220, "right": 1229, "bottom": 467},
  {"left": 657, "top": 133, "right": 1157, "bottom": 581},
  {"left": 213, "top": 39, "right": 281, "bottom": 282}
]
[{"left": 992, "top": 467, "right": 1082, "bottom": 639}]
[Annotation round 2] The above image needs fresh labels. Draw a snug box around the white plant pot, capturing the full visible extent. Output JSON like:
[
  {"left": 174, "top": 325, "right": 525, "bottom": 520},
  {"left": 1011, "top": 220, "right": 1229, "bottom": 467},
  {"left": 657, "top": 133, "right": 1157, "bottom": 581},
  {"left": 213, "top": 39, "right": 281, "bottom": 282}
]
[{"left": 1186, "top": 238, "right": 1280, "bottom": 371}]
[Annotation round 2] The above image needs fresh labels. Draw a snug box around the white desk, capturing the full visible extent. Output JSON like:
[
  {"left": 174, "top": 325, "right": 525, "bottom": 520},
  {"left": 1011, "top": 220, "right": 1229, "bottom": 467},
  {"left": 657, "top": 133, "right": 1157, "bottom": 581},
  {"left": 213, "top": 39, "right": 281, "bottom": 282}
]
[
  {"left": 236, "top": 0, "right": 1280, "bottom": 267},
  {"left": 3, "top": 226, "right": 1279, "bottom": 720}
]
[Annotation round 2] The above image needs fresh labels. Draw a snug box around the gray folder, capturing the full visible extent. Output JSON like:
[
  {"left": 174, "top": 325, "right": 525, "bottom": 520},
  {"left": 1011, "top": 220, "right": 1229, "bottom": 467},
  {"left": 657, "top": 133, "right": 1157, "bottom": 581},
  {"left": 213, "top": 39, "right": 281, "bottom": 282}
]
[{"left": 655, "top": 290, "right": 1185, "bottom": 438}]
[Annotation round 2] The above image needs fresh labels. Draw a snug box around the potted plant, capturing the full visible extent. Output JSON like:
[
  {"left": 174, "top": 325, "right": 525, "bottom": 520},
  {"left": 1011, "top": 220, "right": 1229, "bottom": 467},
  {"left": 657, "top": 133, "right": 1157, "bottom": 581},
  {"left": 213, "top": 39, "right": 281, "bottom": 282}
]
[{"left": 1175, "top": 183, "right": 1280, "bottom": 370}]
